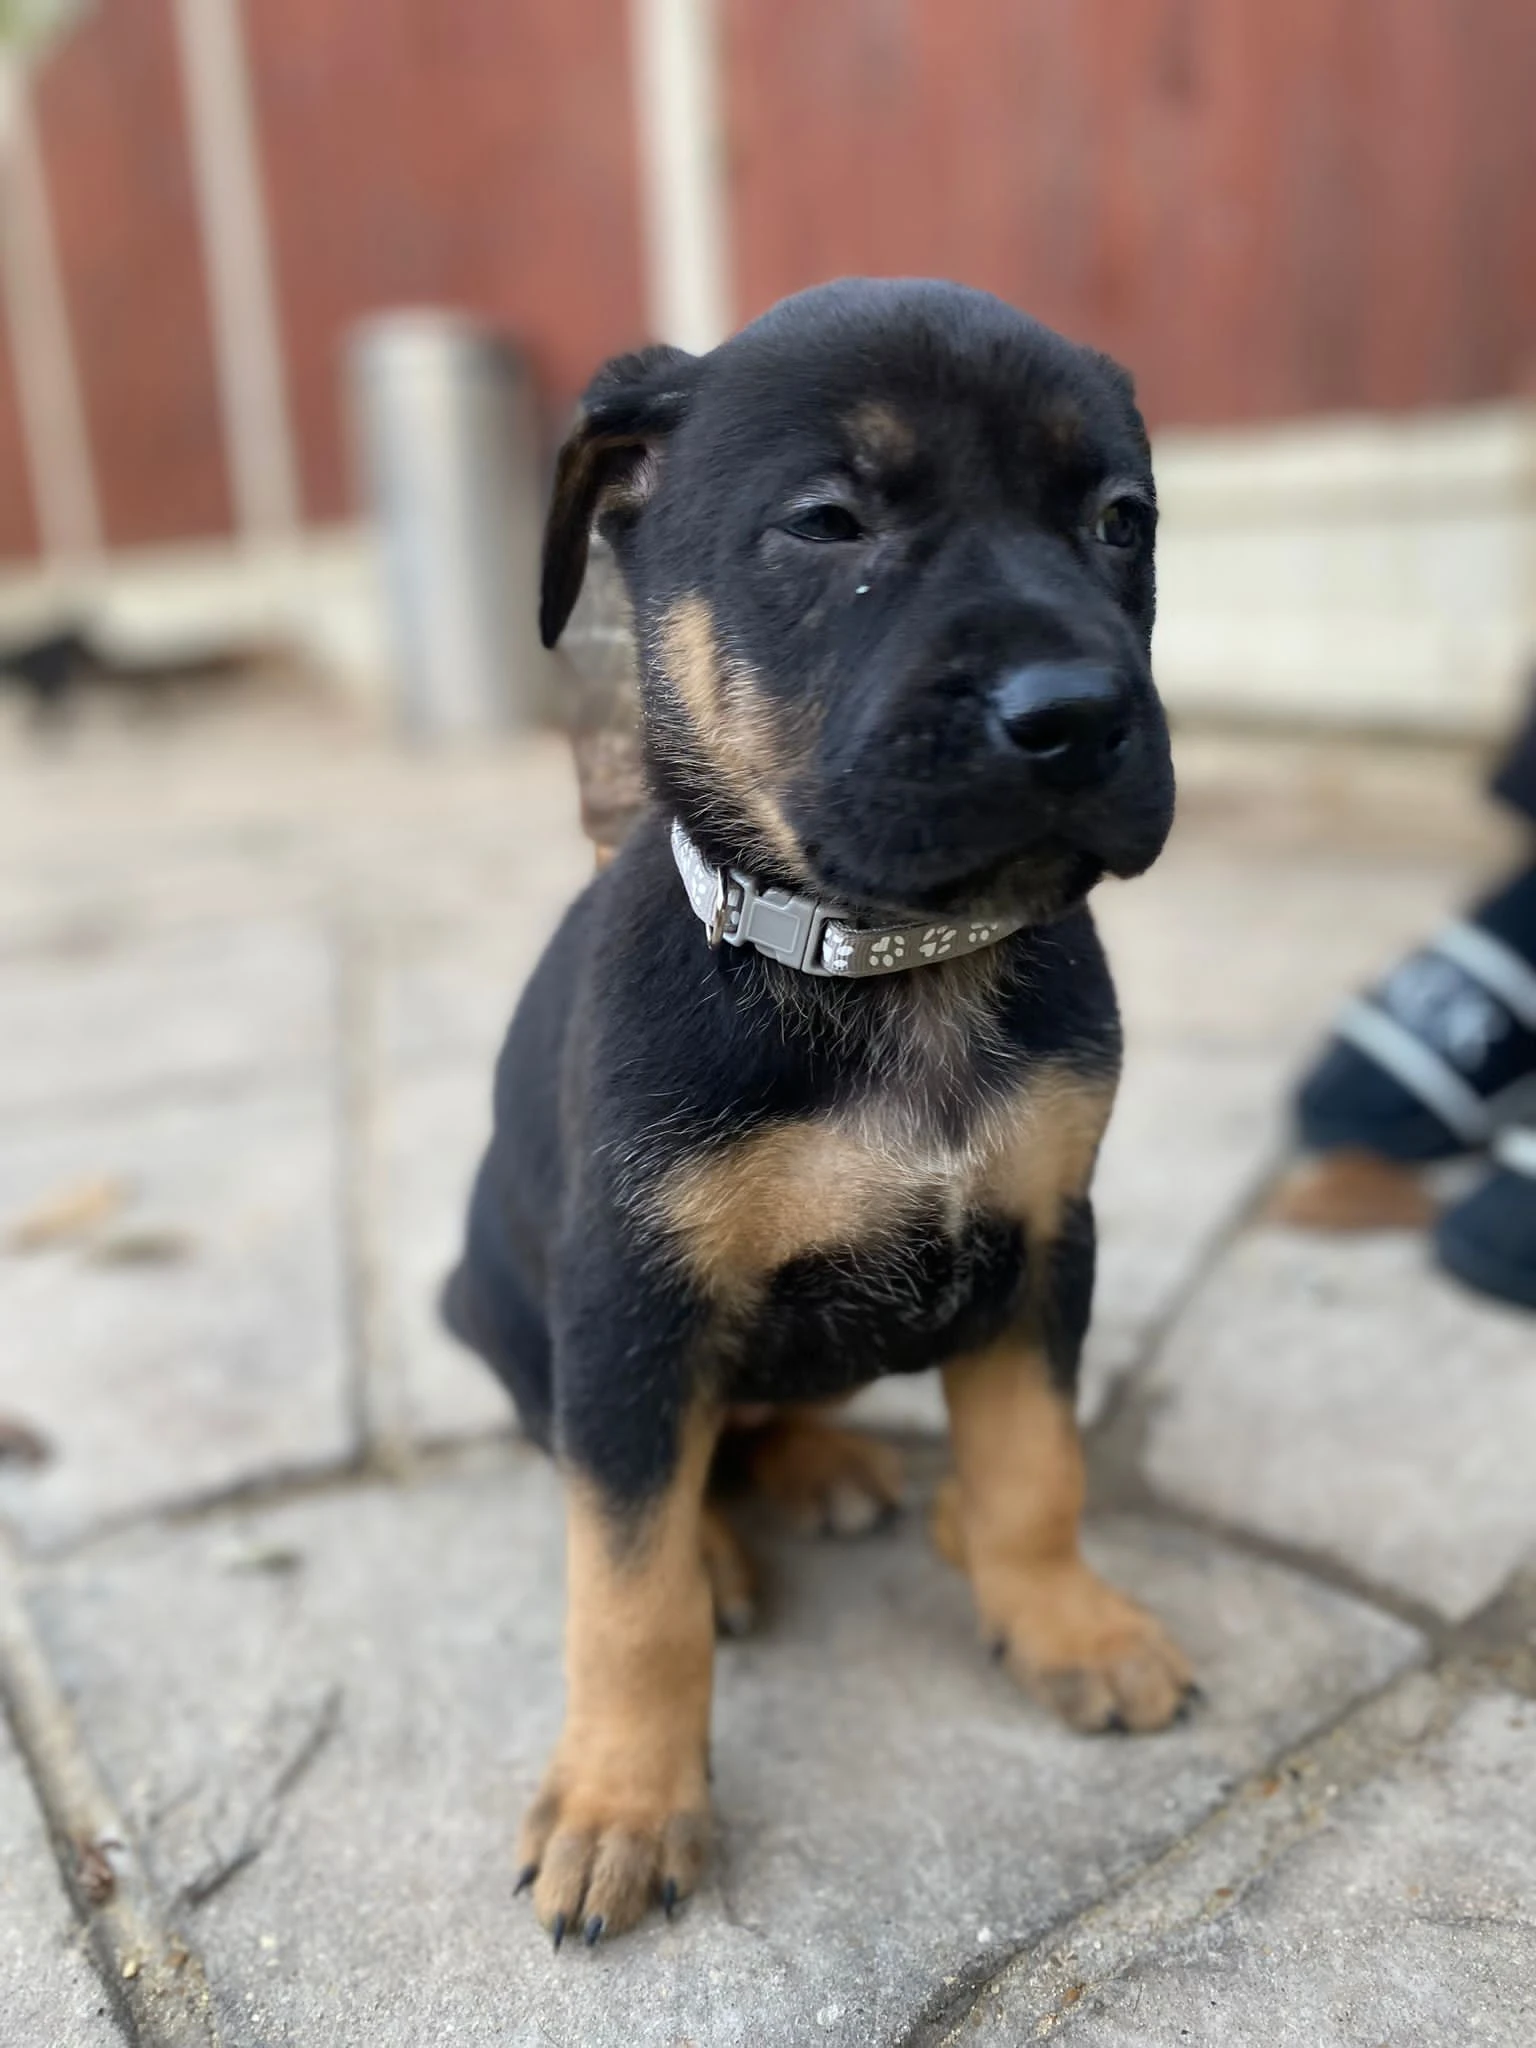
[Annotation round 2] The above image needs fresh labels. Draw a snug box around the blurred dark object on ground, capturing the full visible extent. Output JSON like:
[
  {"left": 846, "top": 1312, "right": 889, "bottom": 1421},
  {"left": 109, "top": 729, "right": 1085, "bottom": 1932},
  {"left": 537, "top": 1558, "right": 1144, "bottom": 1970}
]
[
  {"left": 0, "top": 623, "right": 274, "bottom": 722},
  {"left": 1491, "top": 675, "right": 1536, "bottom": 821}
]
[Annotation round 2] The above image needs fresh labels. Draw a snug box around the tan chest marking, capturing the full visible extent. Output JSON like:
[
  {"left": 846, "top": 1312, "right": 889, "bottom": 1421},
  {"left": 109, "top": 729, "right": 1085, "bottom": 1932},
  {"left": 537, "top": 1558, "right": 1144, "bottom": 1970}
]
[{"left": 653, "top": 1065, "right": 1115, "bottom": 1302}]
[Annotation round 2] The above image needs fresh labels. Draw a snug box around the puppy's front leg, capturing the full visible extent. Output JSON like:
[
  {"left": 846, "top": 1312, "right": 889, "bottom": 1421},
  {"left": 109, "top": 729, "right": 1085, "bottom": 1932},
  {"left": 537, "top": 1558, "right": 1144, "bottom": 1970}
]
[
  {"left": 939, "top": 1335, "right": 1193, "bottom": 1734},
  {"left": 519, "top": 1402, "right": 720, "bottom": 1946}
]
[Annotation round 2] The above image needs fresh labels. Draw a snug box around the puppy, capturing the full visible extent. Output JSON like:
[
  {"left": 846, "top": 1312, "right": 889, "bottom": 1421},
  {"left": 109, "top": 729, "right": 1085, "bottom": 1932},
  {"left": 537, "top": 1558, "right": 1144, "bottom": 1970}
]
[{"left": 445, "top": 278, "right": 1191, "bottom": 1949}]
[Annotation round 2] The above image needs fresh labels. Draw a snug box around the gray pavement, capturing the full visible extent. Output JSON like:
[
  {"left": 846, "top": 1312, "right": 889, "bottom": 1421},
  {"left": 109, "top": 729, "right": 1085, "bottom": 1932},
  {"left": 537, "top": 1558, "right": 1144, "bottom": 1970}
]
[{"left": 0, "top": 693, "right": 1532, "bottom": 2046}]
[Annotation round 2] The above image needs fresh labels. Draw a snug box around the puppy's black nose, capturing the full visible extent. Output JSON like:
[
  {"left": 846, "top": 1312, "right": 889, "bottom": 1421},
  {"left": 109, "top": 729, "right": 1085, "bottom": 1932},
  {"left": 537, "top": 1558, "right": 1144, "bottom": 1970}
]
[{"left": 994, "top": 663, "right": 1130, "bottom": 791}]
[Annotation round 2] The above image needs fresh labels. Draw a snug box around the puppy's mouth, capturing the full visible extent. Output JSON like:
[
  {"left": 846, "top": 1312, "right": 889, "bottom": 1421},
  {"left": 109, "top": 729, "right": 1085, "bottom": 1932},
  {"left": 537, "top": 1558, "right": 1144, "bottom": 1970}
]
[{"left": 801, "top": 840, "right": 1103, "bottom": 928}]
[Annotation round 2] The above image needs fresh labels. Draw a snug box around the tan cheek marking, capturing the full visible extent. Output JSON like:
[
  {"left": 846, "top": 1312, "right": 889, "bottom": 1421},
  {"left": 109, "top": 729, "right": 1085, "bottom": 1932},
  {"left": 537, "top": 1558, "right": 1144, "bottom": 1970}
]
[
  {"left": 655, "top": 1117, "right": 930, "bottom": 1300},
  {"left": 979, "top": 1066, "right": 1116, "bottom": 1242},
  {"left": 659, "top": 595, "right": 803, "bottom": 870},
  {"left": 661, "top": 592, "right": 724, "bottom": 745}
]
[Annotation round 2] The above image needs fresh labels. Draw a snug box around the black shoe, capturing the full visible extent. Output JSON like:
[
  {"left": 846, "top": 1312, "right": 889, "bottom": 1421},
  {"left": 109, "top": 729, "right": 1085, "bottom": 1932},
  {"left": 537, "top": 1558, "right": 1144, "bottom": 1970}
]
[
  {"left": 1434, "top": 1128, "right": 1536, "bottom": 1311},
  {"left": 1295, "top": 866, "right": 1536, "bottom": 1163}
]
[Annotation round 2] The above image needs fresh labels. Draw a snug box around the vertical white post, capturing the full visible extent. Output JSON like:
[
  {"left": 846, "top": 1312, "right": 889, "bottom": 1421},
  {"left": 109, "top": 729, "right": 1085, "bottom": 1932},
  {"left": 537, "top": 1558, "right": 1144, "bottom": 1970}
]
[
  {"left": 171, "top": 0, "right": 300, "bottom": 541},
  {"left": 628, "top": 0, "right": 731, "bottom": 354},
  {"left": 0, "top": 58, "right": 101, "bottom": 564}
]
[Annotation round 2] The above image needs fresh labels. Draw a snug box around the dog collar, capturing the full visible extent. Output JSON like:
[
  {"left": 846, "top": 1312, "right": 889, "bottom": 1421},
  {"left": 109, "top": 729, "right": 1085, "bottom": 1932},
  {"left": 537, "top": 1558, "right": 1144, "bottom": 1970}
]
[{"left": 669, "top": 820, "right": 1023, "bottom": 978}]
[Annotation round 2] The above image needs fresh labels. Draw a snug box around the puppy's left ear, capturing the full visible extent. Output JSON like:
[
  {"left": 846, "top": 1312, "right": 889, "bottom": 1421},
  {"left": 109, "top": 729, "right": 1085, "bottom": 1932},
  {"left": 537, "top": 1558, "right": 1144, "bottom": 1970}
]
[{"left": 540, "top": 344, "right": 700, "bottom": 647}]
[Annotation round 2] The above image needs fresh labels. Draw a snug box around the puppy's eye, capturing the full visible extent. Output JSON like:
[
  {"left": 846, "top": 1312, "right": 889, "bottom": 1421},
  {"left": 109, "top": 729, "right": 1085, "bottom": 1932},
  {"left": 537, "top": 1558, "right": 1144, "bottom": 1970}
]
[
  {"left": 1092, "top": 498, "right": 1146, "bottom": 550},
  {"left": 782, "top": 502, "right": 865, "bottom": 545}
]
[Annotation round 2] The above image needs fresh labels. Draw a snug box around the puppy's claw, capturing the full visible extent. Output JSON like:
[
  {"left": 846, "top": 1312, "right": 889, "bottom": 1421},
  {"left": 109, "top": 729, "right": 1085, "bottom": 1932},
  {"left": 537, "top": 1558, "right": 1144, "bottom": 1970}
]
[
  {"left": 551, "top": 1912, "right": 568, "bottom": 1952},
  {"left": 514, "top": 1862, "right": 537, "bottom": 1896},
  {"left": 583, "top": 1915, "right": 605, "bottom": 1948},
  {"left": 662, "top": 1877, "right": 679, "bottom": 1920},
  {"left": 715, "top": 1597, "right": 757, "bottom": 1639}
]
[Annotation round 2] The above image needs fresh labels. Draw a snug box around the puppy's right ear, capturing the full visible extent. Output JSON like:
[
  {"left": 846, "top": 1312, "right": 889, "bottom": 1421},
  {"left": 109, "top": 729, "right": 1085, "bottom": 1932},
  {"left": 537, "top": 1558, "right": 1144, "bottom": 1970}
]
[{"left": 540, "top": 344, "right": 699, "bottom": 648}]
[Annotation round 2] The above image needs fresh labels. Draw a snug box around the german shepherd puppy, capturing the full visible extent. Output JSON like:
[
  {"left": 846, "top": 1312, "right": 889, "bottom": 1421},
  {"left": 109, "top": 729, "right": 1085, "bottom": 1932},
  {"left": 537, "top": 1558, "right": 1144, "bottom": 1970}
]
[{"left": 445, "top": 278, "right": 1191, "bottom": 1948}]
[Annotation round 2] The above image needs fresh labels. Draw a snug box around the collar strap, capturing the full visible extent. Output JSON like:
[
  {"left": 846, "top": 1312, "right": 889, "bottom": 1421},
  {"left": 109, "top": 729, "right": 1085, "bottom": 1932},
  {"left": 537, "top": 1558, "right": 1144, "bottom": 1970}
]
[{"left": 670, "top": 820, "right": 1023, "bottom": 978}]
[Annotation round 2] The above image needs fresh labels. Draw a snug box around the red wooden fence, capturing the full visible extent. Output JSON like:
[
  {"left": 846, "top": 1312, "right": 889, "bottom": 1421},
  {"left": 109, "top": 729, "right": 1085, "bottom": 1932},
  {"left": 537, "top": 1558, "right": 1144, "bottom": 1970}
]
[
  {"left": 34, "top": 0, "right": 232, "bottom": 546},
  {"left": 0, "top": 0, "right": 1532, "bottom": 562},
  {"left": 722, "top": 0, "right": 1536, "bottom": 427}
]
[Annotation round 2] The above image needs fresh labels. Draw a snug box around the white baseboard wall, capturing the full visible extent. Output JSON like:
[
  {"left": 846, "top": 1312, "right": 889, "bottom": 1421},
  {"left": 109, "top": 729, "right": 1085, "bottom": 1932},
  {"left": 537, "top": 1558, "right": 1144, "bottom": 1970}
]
[
  {"left": 0, "top": 528, "right": 387, "bottom": 699},
  {"left": 1152, "top": 400, "right": 1536, "bottom": 737}
]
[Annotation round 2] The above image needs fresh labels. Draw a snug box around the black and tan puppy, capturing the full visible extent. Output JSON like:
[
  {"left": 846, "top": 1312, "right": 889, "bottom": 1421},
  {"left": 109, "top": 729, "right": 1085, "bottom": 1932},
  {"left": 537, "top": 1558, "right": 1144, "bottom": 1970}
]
[{"left": 445, "top": 278, "right": 1191, "bottom": 1948}]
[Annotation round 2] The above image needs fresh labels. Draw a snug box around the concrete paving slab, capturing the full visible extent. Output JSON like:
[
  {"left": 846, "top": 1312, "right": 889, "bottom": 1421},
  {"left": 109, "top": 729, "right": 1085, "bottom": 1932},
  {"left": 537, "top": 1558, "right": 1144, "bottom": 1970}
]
[
  {"left": 1143, "top": 1228, "right": 1536, "bottom": 1621},
  {"left": 0, "top": 1086, "right": 354, "bottom": 1549},
  {"left": 0, "top": 1722, "right": 124, "bottom": 2047},
  {"left": 1094, "top": 845, "right": 1482, "bottom": 1056},
  {"left": 26, "top": 1451, "right": 1420, "bottom": 2047},
  {"left": 376, "top": 901, "right": 580, "bottom": 1080},
  {"left": 0, "top": 920, "right": 332, "bottom": 1122},
  {"left": 1082, "top": 1040, "right": 1284, "bottom": 1419},
  {"left": 976, "top": 1689, "right": 1536, "bottom": 2046}
]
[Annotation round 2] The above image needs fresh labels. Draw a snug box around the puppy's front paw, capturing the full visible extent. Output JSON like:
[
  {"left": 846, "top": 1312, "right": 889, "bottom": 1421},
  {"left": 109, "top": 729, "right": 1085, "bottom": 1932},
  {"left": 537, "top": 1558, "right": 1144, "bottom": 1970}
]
[
  {"left": 988, "top": 1563, "right": 1195, "bottom": 1734},
  {"left": 516, "top": 1759, "right": 710, "bottom": 1947},
  {"left": 743, "top": 1418, "right": 904, "bottom": 1537}
]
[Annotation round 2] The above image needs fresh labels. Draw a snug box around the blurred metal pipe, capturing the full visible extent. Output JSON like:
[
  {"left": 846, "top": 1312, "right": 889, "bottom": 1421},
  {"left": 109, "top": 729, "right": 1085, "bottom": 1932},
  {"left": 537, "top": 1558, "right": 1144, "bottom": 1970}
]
[
  {"left": 350, "top": 313, "right": 554, "bottom": 737},
  {"left": 629, "top": 0, "right": 731, "bottom": 353},
  {"left": 171, "top": 0, "right": 300, "bottom": 542},
  {"left": 0, "top": 59, "right": 101, "bottom": 566}
]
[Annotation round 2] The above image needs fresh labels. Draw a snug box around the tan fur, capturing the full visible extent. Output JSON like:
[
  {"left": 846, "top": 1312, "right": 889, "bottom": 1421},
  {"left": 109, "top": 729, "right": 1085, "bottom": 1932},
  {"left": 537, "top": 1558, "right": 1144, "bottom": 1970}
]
[
  {"left": 1042, "top": 395, "right": 1084, "bottom": 454},
  {"left": 939, "top": 1339, "right": 1192, "bottom": 1732},
  {"left": 979, "top": 1066, "right": 1116, "bottom": 1241},
  {"left": 699, "top": 1501, "right": 757, "bottom": 1635},
  {"left": 846, "top": 400, "right": 916, "bottom": 467},
  {"left": 520, "top": 1408, "right": 720, "bottom": 1937},
  {"left": 656, "top": 1117, "right": 922, "bottom": 1302},
  {"left": 654, "top": 1062, "right": 1116, "bottom": 1302},
  {"left": 736, "top": 1409, "right": 904, "bottom": 1536},
  {"left": 659, "top": 595, "right": 805, "bottom": 871}
]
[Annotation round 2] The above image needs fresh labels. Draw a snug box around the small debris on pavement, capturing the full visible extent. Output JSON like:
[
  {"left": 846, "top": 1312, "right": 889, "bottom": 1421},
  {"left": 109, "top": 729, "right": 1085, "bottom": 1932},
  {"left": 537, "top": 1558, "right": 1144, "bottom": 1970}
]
[
  {"left": 213, "top": 1538, "right": 305, "bottom": 1576},
  {"left": 0, "top": 1416, "right": 51, "bottom": 1466},
  {"left": 74, "top": 1836, "right": 120, "bottom": 1905},
  {"left": 87, "top": 1228, "right": 195, "bottom": 1267},
  {"left": 6, "top": 1174, "right": 132, "bottom": 1251},
  {"left": 1266, "top": 1150, "right": 1434, "bottom": 1232}
]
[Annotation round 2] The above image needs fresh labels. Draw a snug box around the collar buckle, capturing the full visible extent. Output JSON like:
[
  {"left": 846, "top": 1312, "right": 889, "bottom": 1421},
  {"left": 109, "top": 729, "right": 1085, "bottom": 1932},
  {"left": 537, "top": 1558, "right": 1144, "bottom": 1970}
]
[
  {"left": 704, "top": 866, "right": 730, "bottom": 947},
  {"left": 726, "top": 873, "right": 833, "bottom": 975}
]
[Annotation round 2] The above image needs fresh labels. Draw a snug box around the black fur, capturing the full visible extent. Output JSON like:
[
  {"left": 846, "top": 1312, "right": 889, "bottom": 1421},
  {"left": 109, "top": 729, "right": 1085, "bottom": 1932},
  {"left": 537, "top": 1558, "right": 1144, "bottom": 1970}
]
[{"left": 446, "top": 279, "right": 1172, "bottom": 1513}]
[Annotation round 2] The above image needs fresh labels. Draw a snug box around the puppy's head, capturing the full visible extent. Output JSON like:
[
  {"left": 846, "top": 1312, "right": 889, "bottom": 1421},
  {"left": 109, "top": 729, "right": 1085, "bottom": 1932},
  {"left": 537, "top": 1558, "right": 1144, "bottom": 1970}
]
[{"left": 542, "top": 279, "right": 1173, "bottom": 924}]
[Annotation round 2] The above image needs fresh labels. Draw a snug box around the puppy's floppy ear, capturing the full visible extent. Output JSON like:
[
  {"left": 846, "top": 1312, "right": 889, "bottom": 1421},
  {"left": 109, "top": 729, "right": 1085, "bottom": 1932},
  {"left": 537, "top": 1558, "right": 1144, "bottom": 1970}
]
[{"left": 540, "top": 343, "right": 699, "bottom": 647}]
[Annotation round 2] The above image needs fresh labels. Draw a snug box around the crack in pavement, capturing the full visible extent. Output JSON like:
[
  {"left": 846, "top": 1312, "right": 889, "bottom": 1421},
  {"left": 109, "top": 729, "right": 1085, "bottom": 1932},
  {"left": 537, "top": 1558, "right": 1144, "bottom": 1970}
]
[{"left": 0, "top": 1555, "right": 222, "bottom": 2047}]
